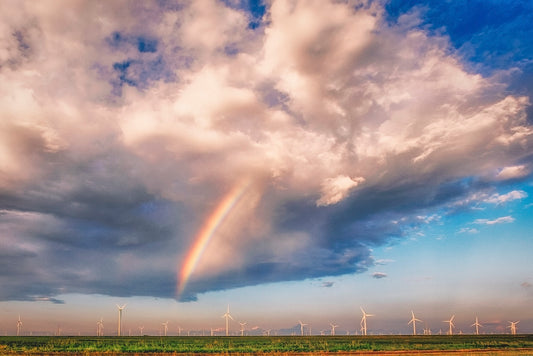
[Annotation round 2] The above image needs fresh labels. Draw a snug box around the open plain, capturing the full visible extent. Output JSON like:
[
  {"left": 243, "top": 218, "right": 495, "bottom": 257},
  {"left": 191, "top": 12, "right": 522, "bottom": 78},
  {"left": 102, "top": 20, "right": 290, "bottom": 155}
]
[{"left": 0, "top": 335, "right": 532, "bottom": 355}]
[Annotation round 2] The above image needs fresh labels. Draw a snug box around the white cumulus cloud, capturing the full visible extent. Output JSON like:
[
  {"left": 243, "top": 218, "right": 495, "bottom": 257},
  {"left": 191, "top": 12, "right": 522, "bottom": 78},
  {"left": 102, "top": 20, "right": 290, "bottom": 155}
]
[
  {"left": 474, "top": 216, "right": 515, "bottom": 225},
  {"left": 485, "top": 190, "right": 528, "bottom": 204}
]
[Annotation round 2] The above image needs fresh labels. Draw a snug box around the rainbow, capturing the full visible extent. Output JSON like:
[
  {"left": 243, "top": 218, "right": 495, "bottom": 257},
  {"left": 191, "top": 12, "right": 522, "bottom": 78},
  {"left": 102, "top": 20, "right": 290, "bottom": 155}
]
[{"left": 177, "top": 179, "right": 251, "bottom": 297}]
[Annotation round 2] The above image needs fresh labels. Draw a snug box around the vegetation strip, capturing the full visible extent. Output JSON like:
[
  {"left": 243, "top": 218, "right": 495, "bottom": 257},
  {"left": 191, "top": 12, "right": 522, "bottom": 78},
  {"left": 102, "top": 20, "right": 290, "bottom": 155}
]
[{"left": 0, "top": 335, "right": 532, "bottom": 354}]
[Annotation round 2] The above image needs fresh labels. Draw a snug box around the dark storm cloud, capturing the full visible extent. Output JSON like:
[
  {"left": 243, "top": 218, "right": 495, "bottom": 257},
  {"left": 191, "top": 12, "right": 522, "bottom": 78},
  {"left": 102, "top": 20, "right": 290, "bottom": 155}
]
[
  {"left": 181, "top": 245, "right": 373, "bottom": 302},
  {"left": 0, "top": 143, "right": 187, "bottom": 301}
]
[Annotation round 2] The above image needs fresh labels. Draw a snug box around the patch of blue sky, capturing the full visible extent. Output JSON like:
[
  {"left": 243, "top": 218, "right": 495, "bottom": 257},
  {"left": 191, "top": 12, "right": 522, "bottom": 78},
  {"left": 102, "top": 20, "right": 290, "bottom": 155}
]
[
  {"left": 137, "top": 36, "right": 158, "bottom": 53},
  {"left": 106, "top": 31, "right": 178, "bottom": 96},
  {"left": 111, "top": 56, "right": 176, "bottom": 96},
  {"left": 107, "top": 31, "right": 159, "bottom": 54},
  {"left": 384, "top": 0, "right": 533, "bottom": 75},
  {"left": 220, "top": 0, "right": 266, "bottom": 29}
]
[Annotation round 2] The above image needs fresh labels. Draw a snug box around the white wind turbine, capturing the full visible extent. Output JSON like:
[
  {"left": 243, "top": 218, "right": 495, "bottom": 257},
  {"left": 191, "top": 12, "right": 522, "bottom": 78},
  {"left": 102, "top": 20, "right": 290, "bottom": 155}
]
[
  {"left": 97, "top": 318, "right": 104, "bottom": 336},
  {"left": 138, "top": 326, "right": 144, "bottom": 336},
  {"left": 222, "top": 305, "right": 234, "bottom": 336},
  {"left": 471, "top": 317, "right": 483, "bottom": 335},
  {"left": 360, "top": 307, "right": 374, "bottom": 336},
  {"left": 239, "top": 322, "right": 247, "bottom": 336},
  {"left": 264, "top": 329, "right": 272, "bottom": 336},
  {"left": 16, "top": 315, "right": 22, "bottom": 336},
  {"left": 330, "top": 323, "right": 339, "bottom": 336},
  {"left": 177, "top": 326, "right": 183, "bottom": 336},
  {"left": 443, "top": 315, "right": 455, "bottom": 335},
  {"left": 162, "top": 321, "right": 169, "bottom": 336},
  {"left": 423, "top": 324, "right": 432, "bottom": 335},
  {"left": 508, "top": 321, "right": 519, "bottom": 335},
  {"left": 298, "top": 320, "right": 307, "bottom": 336},
  {"left": 116, "top": 304, "right": 126, "bottom": 336},
  {"left": 408, "top": 311, "right": 422, "bottom": 335}
]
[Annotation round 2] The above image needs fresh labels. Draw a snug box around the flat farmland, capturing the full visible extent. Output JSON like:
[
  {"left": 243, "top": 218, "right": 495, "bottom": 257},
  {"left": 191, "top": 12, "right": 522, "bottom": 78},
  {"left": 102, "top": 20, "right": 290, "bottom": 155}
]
[{"left": 0, "top": 335, "right": 532, "bottom": 354}]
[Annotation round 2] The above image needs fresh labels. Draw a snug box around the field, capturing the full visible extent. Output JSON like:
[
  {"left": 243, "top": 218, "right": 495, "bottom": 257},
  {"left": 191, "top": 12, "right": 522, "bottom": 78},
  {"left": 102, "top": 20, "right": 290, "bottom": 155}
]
[{"left": 0, "top": 335, "right": 532, "bottom": 355}]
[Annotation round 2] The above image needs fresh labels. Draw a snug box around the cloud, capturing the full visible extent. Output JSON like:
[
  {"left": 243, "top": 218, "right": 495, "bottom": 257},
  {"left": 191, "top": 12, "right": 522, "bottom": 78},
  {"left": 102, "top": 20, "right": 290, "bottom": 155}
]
[
  {"left": 458, "top": 227, "right": 479, "bottom": 234},
  {"left": 0, "top": 0, "right": 532, "bottom": 303},
  {"left": 375, "top": 259, "right": 395, "bottom": 265},
  {"left": 474, "top": 216, "right": 515, "bottom": 225},
  {"left": 496, "top": 165, "right": 530, "bottom": 180},
  {"left": 484, "top": 190, "right": 528, "bottom": 204},
  {"left": 521, "top": 281, "right": 532, "bottom": 289},
  {"left": 321, "top": 281, "right": 334, "bottom": 288},
  {"left": 316, "top": 176, "right": 365, "bottom": 206},
  {"left": 372, "top": 272, "right": 388, "bottom": 279}
]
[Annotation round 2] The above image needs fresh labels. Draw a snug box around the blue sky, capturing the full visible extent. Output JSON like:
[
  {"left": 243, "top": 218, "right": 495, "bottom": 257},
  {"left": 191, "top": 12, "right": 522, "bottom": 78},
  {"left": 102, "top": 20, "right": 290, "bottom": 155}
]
[{"left": 0, "top": 0, "right": 532, "bottom": 336}]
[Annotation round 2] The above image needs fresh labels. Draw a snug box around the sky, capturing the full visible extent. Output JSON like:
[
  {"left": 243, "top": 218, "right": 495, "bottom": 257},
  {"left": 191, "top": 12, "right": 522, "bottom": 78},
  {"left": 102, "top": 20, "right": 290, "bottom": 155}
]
[{"left": 0, "top": 0, "right": 532, "bottom": 336}]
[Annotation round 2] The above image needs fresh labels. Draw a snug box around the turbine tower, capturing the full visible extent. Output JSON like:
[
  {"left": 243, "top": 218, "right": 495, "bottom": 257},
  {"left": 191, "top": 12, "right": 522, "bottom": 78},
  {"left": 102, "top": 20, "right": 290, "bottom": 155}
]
[
  {"left": 97, "top": 318, "right": 104, "bottom": 336},
  {"left": 443, "top": 315, "right": 455, "bottom": 335},
  {"left": 239, "top": 322, "right": 247, "bottom": 336},
  {"left": 360, "top": 307, "right": 374, "bottom": 336},
  {"left": 298, "top": 320, "right": 307, "bottom": 336},
  {"left": 423, "top": 324, "right": 432, "bottom": 335},
  {"left": 222, "top": 305, "right": 234, "bottom": 336},
  {"left": 16, "top": 315, "right": 22, "bottom": 336},
  {"left": 471, "top": 317, "right": 483, "bottom": 335},
  {"left": 408, "top": 311, "right": 422, "bottom": 335},
  {"left": 162, "top": 321, "right": 169, "bottom": 336},
  {"left": 116, "top": 304, "right": 126, "bottom": 336},
  {"left": 139, "top": 326, "right": 144, "bottom": 336},
  {"left": 330, "top": 323, "right": 339, "bottom": 336},
  {"left": 508, "top": 321, "right": 519, "bottom": 335},
  {"left": 177, "top": 326, "right": 183, "bottom": 336}
]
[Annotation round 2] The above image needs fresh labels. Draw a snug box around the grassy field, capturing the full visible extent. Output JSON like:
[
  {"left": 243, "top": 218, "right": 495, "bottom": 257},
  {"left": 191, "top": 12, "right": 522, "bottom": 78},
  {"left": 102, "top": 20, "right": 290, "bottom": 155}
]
[{"left": 0, "top": 335, "right": 532, "bottom": 354}]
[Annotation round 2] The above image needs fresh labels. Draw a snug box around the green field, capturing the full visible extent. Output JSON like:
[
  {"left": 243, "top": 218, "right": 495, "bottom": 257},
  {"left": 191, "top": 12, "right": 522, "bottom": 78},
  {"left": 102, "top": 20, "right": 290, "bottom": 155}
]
[{"left": 0, "top": 335, "right": 532, "bottom": 354}]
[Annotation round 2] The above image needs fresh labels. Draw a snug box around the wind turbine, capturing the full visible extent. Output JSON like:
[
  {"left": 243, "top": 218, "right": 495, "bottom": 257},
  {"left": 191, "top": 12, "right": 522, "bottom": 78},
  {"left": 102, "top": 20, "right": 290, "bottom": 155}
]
[
  {"left": 408, "top": 311, "right": 422, "bottom": 335},
  {"left": 222, "top": 305, "right": 234, "bottom": 336},
  {"left": 239, "top": 322, "right": 247, "bottom": 336},
  {"left": 97, "top": 318, "right": 104, "bottom": 336},
  {"left": 264, "top": 329, "right": 272, "bottom": 336},
  {"left": 508, "top": 321, "right": 519, "bottom": 335},
  {"left": 16, "top": 315, "right": 22, "bottom": 336},
  {"left": 443, "top": 315, "right": 455, "bottom": 335},
  {"left": 177, "top": 326, "right": 183, "bottom": 336},
  {"left": 139, "top": 326, "right": 144, "bottom": 336},
  {"left": 298, "top": 320, "right": 307, "bottom": 336},
  {"left": 471, "top": 317, "right": 483, "bottom": 335},
  {"left": 116, "top": 304, "right": 126, "bottom": 336},
  {"left": 162, "top": 321, "right": 169, "bottom": 336},
  {"left": 330, "top": 323, "right": 339, "bottom": 336},
  {"left": 360, "top": 307, "right": 374, "bottom": 336}
]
